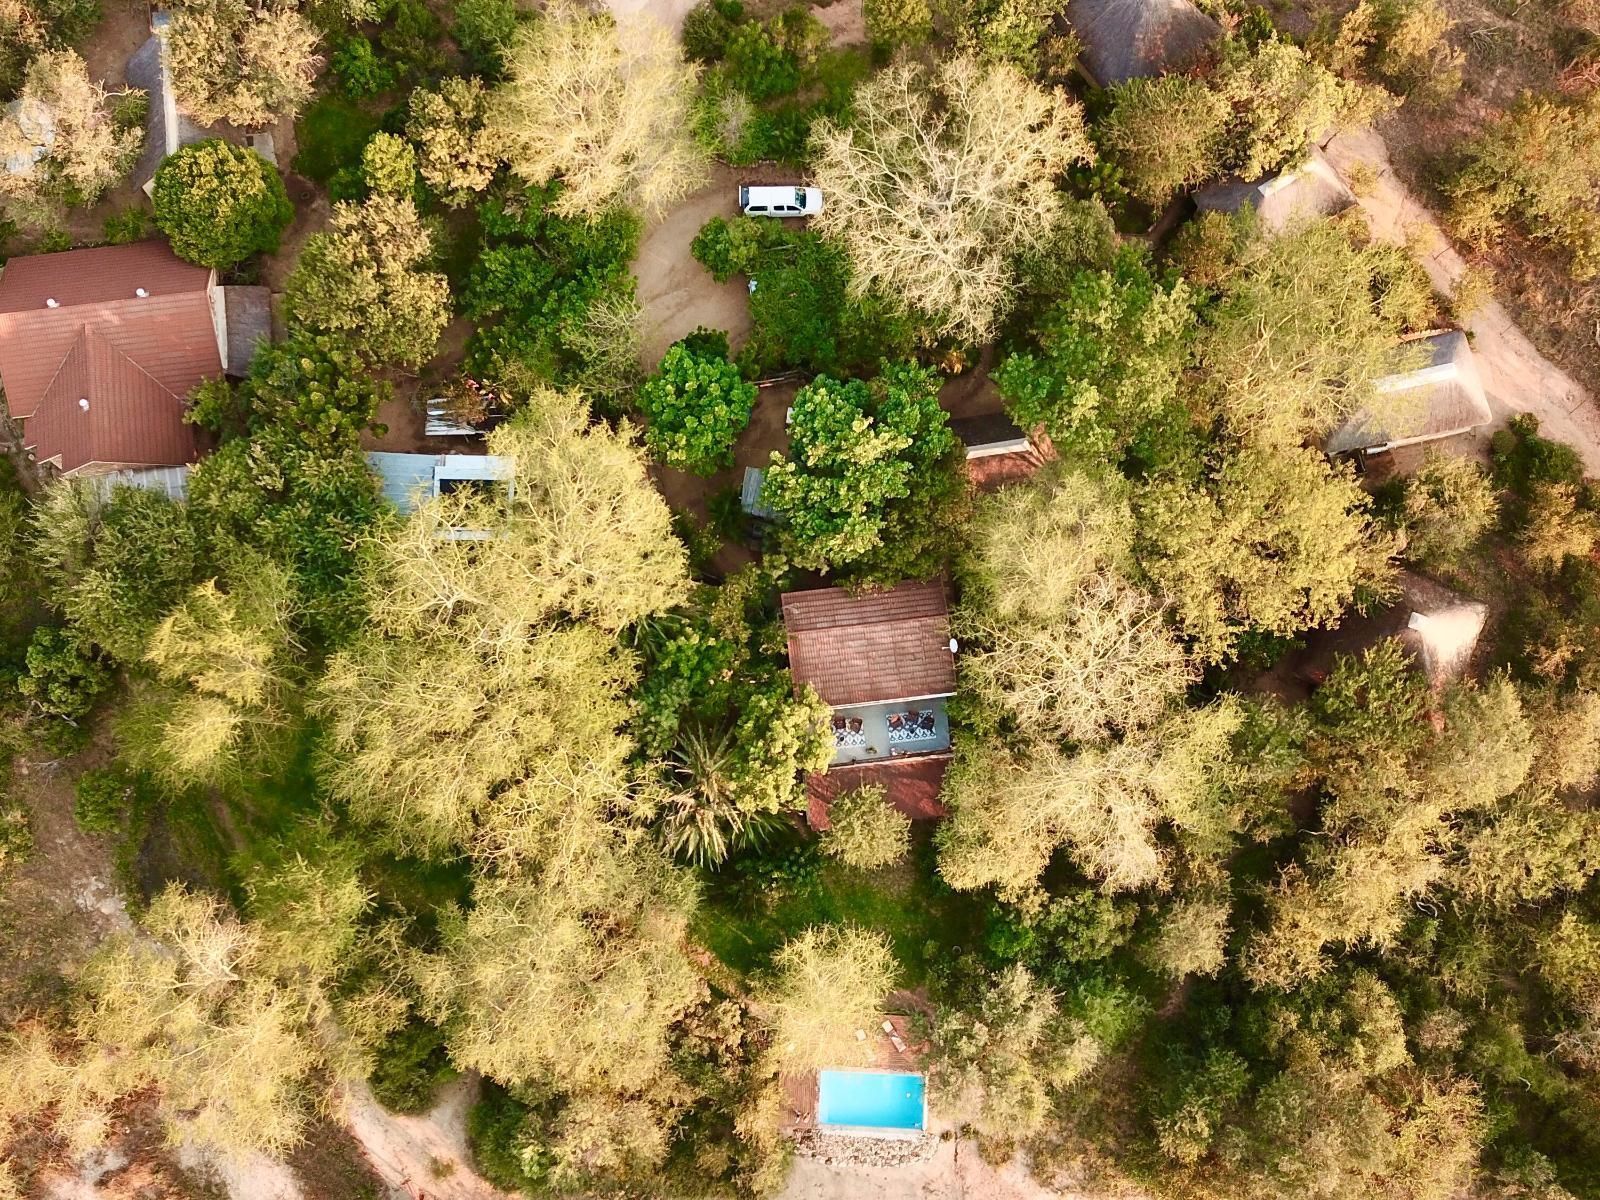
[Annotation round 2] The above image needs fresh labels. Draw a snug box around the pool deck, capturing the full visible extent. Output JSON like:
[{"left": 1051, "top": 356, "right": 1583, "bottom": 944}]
[{"left": 782, "top": 1014, "right": 929, "bottom": 1133}]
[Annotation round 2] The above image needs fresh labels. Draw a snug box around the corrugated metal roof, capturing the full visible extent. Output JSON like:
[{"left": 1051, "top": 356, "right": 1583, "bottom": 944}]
[
  {"left": 782, "top": 582, "right": 956, "bottom": 707},
  {"left": 0, "top": 241, "right": 210, "bottom": 313},
  {"left": 366, "top": 452, "right": 515, "bottom": 514},
  {"left": 21, "top": 326, "right": 197, "bottom": 473},
  {"left": 0, "top": 242, "right": 219, "bottom": 475},
  {"left": 87, "top": 464, "right": 192, "bottom": 501}
]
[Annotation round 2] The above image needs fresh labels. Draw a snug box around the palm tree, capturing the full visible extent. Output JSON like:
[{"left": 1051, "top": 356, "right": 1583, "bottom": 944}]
[{"left": 658, "top": 725, "right": 788, "bottom": 867}]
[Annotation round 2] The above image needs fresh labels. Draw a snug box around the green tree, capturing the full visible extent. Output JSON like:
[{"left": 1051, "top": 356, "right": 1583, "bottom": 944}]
[
  {"left": 957, "top": 467, "right": 1194, "bottom": 745},
  {"left": 761, "top": 364, "right": 966, "bottom": 582},
  {"left": 1136, "top": 445, "right": 1396, "bottom": 662},
  {"left": 1400, "top": 451, "right": 1498, "bottom": 569},
  {"left": 1445, "top": 92, "right": 1600, "bottom": 278},
  {"left": 31, "top": 481, "right": 200, "bottom": 664},
  {"left": 996, "top": 248, "right": 1197, "bottom": 464},
  {"left": 360, "top": 131, "right": 415, "bottom": 197},
  {"left": 1198, "top": 219, "right": 1426, "bottom": 449},
  {"left": 821, "top": 784, "right": 911, "bottom": 870},
  {"left": 18, "top": 625, "right": 111, "bottom": 720},
  {"left": 152, "top": 139, "right": 292, "bottom": 269},
  {"left": 407, "top": 76, "right": 505, "bottom": 207},
  {"left": 638, "top": 339, "right": 757, "bottom": 474},
  {"left": 284, "top": 194, "right": 451, "bottom": 369},
  {"left": 165, "top": 0, "right": 319, "bottom": 127},
  {"left": 1099, "top": 75, "right": 1230, "bottom": 205},
  {"left": 762, "top": 925, "right": 896, "bottom": 1072}
]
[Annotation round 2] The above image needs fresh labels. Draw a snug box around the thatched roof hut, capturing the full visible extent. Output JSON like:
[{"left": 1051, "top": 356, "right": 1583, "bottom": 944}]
[
  {"left": 1066, "top": 0, "right": 1222, "bottom": 86},
  {"left": 1193, "top": 149, "right": 1356, "bottom": 232},
  {"left": 1325, "top": 330, "right": 1494, "bottom": 458}
]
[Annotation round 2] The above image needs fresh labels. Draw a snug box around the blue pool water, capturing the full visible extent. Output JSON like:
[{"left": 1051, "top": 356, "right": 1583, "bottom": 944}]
[{"left": 817, "top": 1070, "right": 926, "bottom": 1132}]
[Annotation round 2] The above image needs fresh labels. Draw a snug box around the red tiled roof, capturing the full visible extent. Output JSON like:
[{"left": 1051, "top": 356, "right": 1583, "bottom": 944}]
[
  {"left": 0, "top": 242, "right": 216, "bottom": 473},
  {"left": 806, "top": 755, "right": 951, "bottom": 831},
  {"left": 782, "top": 581, "right": 956, "bottom": 707}
]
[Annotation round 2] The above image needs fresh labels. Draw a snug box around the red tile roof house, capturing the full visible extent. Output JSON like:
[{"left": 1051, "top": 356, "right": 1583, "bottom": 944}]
[
  {"left": 0, "top": 241, "right": 268, "bottom": 477},
  {"left": 781, "top": 581, "right": 958, "bottom": 831}
]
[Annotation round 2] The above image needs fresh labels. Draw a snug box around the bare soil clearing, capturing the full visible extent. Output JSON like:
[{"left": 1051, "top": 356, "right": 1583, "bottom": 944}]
[
  {"left": 1323, "top": 127, "right": 1600, "bottom": 475},
  {"left": 0, "top": 736, "right": 130, "bottom": 1025},
  {"left": 633, "top": 165, "right": 756, "bottom": 369},
  {"left": 340, "top": 1074, "right": 513, "bottom": 1200},
  {"left": 780, "top": 1137, "right": 1120, "bottom": 1200}
]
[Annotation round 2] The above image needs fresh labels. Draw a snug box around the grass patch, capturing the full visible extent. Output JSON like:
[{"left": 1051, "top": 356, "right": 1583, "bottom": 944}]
[
  {"left": 293, "top": 94, "right": 384, "bottom": 184},
  {"left": 692, "top": 828, "right": 986, "bottom": 990}
]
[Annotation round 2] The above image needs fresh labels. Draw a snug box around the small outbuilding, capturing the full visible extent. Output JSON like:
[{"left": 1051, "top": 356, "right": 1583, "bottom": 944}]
[
  {"left": 366, "top": 451, "right": 516, "bottom": 515},
  {"left": 950, "top": 412, "right": 1054, "bottom": 490},
  {"left": 1325, "top": 330, "right": 1494, "bottom": 459},
  {"left": 1066, "top": 0, "right": 1222, "bottom": 86},
  {"left": 1193, "top": 149, "right": 1356, "bottom": 233}
]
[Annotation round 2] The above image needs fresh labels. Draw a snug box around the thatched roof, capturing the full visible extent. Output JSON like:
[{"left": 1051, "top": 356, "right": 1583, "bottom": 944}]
[
  {"left": 1067, "top": 0, "right": 1222, "bottom": 86},
  {"left": 1193, "top": 149, "right": 1356, "bottom": 232},
  {"left": 1295, "top": 571, "right": 1487, "bottom": 691},
  {"left": 1325, "top": 330, "right": 1493, "bottom": 457}
]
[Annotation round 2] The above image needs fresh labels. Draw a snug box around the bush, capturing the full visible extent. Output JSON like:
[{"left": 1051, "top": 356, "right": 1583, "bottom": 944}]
[
  {"left": 0, "top": 798, "right": 31, "bottom": 874},
  {"left": 1445, "top": 93, "right": 1600, "bottom": 278},
  {"left": 19, "top": 626, "right": 112, "bottom": 721},
  {"left": 152, "top": 140, "right": 293, "bottom": 269},
  {"left": 361, "top": 132, "right": 416, "bottom": 197},
  {"left": 723, "top": 21, "right": 800, "bottom": 101},
  {"left": 821, "top": 784, "right": 911, "bottom": 870},
  {"left": 690, "top": 214, "right": 775, "bottom": 282},
  {"left": 452, "top": 0, "right": 519, "bottom": 75},
  {"left": 683, "top": 0, "right": 745, "bottom": 62},
  {"left": 73, "top": 765, "right": 138, "bottom": 835},
  {"left": 1401, "top": 451, "right": 1498, "bottom": 569},
  {"left": 638, "top": 340, "right": 758, "bottom": 474},
  {"left": 1491, "top": 414, "right": 1584, "bottom": 502},
  {"left": 466, "top": 1082, "right": 554, "bottom": 1192},
  {"left": 101, "top": 206, "right": 152, "bottom": 245},
  {"left": 330, "top": 35, "right": 396, "bottom": 99},
  {"left": 864, "top": 0, "right": 932, "bottom": 50},
  {"left": 379, "top": 0, "right": 447, "bottom": 79},
  {"left": 368, "top": 1019, "right": 460, "bottom": 1114}
]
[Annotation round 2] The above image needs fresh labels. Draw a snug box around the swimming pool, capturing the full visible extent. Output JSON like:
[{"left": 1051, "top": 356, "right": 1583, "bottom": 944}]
[{"left": 817, "top": 1069, "right": 927, "bottom": 1135}]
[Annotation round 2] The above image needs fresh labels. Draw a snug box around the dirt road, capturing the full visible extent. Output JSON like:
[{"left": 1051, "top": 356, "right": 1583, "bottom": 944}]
[{"left": 1322, "top": 128, "right": 1600, "bottom": 475}]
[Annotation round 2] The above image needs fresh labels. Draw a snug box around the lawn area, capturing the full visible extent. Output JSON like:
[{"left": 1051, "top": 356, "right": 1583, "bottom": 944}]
[
  {"left": 292, "top": 94, "right": 385, "bottom": 184},
  {"left": 692, "top": 828, "right": 987, "bottom": 991}
]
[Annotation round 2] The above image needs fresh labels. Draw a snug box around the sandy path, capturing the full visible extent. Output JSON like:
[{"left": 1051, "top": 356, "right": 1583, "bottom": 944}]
[
  {"left": 780, "top": 1139, "right": 1113, "bottom": 1200},
  {"left": 1323, "top": 127, "right": 1600, "bottom": 476}
]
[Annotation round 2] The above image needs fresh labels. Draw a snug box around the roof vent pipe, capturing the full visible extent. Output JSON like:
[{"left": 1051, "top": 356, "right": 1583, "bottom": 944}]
[
  {"left": 78, "top": 397, "right": 89, "bottom": 411},
  {"left": 135, "top": 287, "right": 149, "bottom": 298},
  {"left": 44, "top": 298, "right": 58, "bottom": 308},
  {"left": 948, "top": 638, "right": 959, "bottom": 655}
]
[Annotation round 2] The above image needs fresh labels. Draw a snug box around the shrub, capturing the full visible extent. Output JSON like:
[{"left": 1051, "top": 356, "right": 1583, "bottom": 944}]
[
  {"left": 379, "top": 0, "right": 447, "bottom": 79},
  {"left": 1099, "top": 76, "right": 1230, "bottom": 206},
  {"left": 1401, "top": 451, "right": 1498, "bottom": 569},
  {"left": 466, "top": 1083, "right": 553, "bottom": 1192},
  {"left": 330, "top": 35, "right": 396, "bottom": 99},
  {"left": 101, "top": 206, "right": 152, "bottom": 245},
  {"left": 452, "top": 0, "right": 519, "bottom": 75},
  {"left": 0, "top": 798, "right": 31, "bottom": 873},
  {"left": 1491, "top": 414, "right": 1584, "bottom": 502},
  {"left": 73, "top": 765, "right": 138, "bottom": 835},
  {"left": 19, "top": 626, "right": 112, "bottom": 721},
  {"left": 1445, "top": 93, "right": 1600, "bottom": 278},
  {"left": 361, "top": 132, "right": 416, "bottom": 197},
  {"left": 152, "top": 140, "right": 293, "bottom": 269},
  {"left": 821, "top": 784, "right": 911, "bottom": 870},
  {"left": 683, "top": 0, "right": 746, "bottom": 62},
  {"left": 723, "top": 21, "right": 799, "bottom": 101},
  {"left": 368, "top": 1019, "right": 460, "bottom": 1114},
  {"left": 690, "top": 214, "right": 775, "bottom": 281},
  {"left": 638, "top": 341, "right": 757, "bottom": 474}
]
